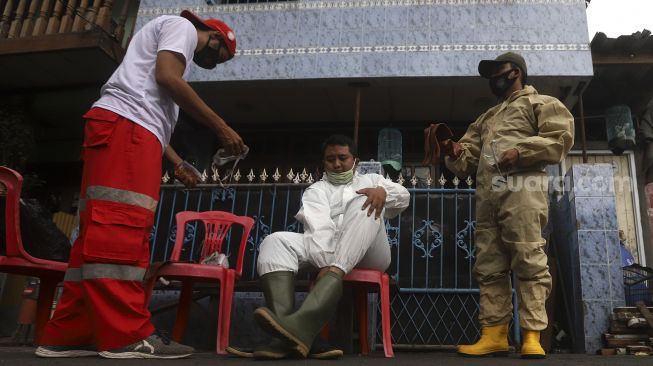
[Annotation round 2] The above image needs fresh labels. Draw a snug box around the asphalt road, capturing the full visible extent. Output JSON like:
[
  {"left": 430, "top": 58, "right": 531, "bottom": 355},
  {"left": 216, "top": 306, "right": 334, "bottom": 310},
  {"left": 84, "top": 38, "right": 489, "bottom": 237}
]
[{"left": 2, "top": 345, "right": 653, "bottom": 366}]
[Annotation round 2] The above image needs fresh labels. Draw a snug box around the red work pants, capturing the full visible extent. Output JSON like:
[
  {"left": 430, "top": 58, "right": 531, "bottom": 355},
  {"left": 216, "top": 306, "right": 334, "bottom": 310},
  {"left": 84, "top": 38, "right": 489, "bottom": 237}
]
[{"left": 40, "top": 108, "right": 162, "bottom": 350}]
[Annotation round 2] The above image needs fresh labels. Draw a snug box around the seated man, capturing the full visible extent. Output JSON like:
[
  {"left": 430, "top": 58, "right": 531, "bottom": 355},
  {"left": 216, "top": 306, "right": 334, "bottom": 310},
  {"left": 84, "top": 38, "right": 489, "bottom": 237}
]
[{"left": 252, "top": 135, "right": 409, "bottom": 359}]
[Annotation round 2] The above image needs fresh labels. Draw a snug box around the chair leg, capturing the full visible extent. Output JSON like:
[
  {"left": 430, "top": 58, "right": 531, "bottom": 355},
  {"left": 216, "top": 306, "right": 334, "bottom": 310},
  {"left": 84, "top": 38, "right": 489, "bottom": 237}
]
[
  {"left": 34, "top": 276, "right": 59, "bottom": 344},
  {"left": 356, "top": 287, "right": 369, "bottom": 355},
  {"left": 380, "top": 275, "right": 394, "bottom": 358},
  {"left": 172, "top": 279, "right": 193, "bottom": 342},
  {"left": 216, "top": 270, "right": 235, "bottom": 355}
]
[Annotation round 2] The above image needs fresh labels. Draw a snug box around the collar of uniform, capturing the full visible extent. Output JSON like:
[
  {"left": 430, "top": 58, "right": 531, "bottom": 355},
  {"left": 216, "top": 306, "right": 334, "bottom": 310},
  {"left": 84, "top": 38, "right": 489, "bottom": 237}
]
[
  {"left": 493, "top": 85, "right": 538, "bottom": 114},
  {"left": 506, "top": 85, "right": 538, "bottom": 103}
]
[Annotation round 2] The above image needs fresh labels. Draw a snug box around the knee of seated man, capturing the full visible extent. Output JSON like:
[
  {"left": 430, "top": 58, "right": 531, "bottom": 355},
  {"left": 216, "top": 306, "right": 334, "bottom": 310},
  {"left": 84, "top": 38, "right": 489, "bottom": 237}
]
[
  {"left": 348, "top": 195, "right": 369, "bottom": 208},
  {"left": 346, "top": 195, "right": 379, "bottom": 219},
  {"left": 257, "top": 233, "right": 292, "bottom": 275},
  {"left": 258, "top": 232, "right": 287, "bottom": 253}
]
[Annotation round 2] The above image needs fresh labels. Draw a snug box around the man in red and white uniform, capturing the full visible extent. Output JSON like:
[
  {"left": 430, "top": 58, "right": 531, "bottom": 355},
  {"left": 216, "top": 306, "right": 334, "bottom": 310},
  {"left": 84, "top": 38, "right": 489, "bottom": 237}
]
[{"left": 35, "top": 10, "right": 245, "bottom": 359}]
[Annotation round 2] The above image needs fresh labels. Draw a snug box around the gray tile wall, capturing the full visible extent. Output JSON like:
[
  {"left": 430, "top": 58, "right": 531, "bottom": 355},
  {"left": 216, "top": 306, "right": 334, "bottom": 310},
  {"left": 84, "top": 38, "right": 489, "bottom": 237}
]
[
  {"left": 136, "top": 0, "right": 593, "bottom": 82},
  {"left": 552, "top": 164, "right": 625, "bottom": 354}
]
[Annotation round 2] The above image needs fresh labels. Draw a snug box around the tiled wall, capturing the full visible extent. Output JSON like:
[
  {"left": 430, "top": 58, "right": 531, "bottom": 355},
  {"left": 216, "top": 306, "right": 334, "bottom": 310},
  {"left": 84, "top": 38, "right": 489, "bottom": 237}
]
[
  {"left": 136, "top": 0, "right": 593, "bottom": 81},
  {"left": 553, "top": 164, "right": 625, "bottom": 354}
]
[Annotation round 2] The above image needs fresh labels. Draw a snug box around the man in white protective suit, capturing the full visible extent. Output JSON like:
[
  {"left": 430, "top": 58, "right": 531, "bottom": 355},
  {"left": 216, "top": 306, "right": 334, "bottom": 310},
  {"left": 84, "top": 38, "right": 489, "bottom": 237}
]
[{"left": 252, "top": 135, "right": 409, "bottom": 359}]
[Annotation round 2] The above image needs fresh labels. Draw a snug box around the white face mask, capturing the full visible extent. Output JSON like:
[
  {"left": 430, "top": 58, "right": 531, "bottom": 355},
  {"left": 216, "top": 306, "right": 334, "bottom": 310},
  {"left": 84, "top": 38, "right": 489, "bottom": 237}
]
[{"left": 326, "top": 164, "right": 356, "bottom": 185}]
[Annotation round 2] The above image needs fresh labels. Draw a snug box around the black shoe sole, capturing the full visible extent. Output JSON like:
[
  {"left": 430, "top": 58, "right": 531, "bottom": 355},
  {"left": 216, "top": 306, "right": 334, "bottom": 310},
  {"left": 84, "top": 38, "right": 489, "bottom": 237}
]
[
  {"left": 521, "top": 354, "right": 546, "bottom": 359},
  {"left": 254, "top": 308, "right": 309, "bottom": 357}
]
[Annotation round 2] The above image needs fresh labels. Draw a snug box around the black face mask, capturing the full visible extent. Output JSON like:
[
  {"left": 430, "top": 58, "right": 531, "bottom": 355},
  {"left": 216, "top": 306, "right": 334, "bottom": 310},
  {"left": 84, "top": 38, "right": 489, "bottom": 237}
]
[
  {"left": 193, "top": 37, "right": 223, "bottom": 69},
  {"left": 489, "top": 69, "right": 517, "bottom": 98}
]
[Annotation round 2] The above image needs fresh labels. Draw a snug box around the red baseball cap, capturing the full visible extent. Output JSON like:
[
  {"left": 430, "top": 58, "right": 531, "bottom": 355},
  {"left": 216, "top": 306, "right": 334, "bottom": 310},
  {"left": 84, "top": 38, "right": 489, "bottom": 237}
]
[{"left": 180, "top": 10, "right": 236, "bottom": 59}]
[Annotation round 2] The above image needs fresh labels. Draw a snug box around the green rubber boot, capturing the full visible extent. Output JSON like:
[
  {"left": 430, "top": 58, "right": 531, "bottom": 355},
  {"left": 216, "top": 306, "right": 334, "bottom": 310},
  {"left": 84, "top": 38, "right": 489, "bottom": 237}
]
[
  {"left": 252, "top": 271, "right": 296, "bottom": 360},
  {"left": 254, "top": 271, "right": 343, "bottom": 358},
  {"left": 228, "top": 271, "right": 296, "bottom": 358}
]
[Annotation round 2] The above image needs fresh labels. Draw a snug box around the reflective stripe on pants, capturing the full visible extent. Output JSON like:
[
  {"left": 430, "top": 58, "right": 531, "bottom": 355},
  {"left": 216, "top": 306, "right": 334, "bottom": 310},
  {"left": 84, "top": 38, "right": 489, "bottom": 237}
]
[
  {"left": 64, "top": 264, "right": 147, "bottom": 282},
  {"left": 41, "top": 108, "right": 162, "bottom": 351},
  {"left": 80, "top": 185, "right": 158, "bottom": 212}
]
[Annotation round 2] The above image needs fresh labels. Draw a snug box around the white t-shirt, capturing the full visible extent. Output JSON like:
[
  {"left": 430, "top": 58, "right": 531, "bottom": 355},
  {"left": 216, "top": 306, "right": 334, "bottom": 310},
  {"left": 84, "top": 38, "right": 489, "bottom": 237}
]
[{"left": 93, "top": 15, "right": 198, "bottom": 148}]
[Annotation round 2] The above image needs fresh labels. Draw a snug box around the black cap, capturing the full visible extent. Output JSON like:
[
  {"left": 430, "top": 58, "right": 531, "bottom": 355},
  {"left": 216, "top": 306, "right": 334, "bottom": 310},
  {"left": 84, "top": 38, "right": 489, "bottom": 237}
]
[{"left": 478, "top": 52, "right": 527, "bottom": 79}]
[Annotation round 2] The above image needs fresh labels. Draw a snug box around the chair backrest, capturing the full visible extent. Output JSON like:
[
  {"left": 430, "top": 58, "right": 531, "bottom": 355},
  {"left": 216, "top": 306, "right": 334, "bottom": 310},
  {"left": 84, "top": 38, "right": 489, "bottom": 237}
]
[
  {"left": 0, "top": 166, "right": 50, "bottom": 265},
  {"left": 171, "top": 211, "right": 255, "bottom": 278}
]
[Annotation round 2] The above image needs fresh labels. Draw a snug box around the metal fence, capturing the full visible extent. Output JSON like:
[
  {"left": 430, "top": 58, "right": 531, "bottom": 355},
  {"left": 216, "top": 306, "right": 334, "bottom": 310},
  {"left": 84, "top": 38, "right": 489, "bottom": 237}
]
[{"left": 149, "top": 168, "right": 519, "bottom": 348}]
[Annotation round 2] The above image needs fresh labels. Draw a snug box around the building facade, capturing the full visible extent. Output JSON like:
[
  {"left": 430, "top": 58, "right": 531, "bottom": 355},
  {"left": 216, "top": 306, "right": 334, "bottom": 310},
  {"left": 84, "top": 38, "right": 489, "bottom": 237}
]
[
  {"left": 136, "top": 0, "right": 604, "bottom": 353},
  {"left": 2, "top": 0, "right": 643, "bottom": 355}
]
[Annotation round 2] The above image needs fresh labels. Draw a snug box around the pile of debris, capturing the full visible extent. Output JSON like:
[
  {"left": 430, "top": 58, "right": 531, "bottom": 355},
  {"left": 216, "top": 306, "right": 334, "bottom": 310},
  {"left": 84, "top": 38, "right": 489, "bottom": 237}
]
[{"left": 602, "top": 302, "right": 653, "bottom": 356}]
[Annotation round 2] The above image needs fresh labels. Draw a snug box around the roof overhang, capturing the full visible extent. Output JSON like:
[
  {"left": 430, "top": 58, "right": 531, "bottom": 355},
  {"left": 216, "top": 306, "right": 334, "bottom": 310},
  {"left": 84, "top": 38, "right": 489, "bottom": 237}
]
[
  {"left": 585, "top": 30, "right": 653, "bottom": 116},
  {"left": 0, "top": 30, "right": 124, "bottom": 92},
  {"left": 191, "top": 75, "right": 589, "bottom": 127}
]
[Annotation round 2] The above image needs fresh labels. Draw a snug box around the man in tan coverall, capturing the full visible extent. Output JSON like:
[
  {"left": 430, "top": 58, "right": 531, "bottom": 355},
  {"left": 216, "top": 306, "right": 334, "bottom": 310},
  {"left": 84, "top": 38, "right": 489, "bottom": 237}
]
[{"left": 443, "top": 52, "right": 574, "bottom": 358}]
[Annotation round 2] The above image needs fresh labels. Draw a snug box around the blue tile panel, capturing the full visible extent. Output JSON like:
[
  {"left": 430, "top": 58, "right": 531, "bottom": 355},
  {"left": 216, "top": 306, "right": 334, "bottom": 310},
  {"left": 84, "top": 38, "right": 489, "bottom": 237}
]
[
  {"left": 552, "top": 164, "right": 625, "bottom": 354},
  {"left": 136, "top": 0, "right": 593, "bottom": 81}
]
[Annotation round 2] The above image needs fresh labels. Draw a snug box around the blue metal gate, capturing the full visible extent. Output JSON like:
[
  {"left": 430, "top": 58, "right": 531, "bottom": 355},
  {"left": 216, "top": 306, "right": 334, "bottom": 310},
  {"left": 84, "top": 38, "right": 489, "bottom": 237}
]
[{"left": 149, "top": 169, "right": 519, "bottom": 347}]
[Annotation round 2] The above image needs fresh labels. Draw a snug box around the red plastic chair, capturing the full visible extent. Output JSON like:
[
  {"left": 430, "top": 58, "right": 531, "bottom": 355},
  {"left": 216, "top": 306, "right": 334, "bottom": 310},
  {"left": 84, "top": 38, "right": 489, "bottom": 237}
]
[
  {"left": 0, "top": 166, "right": 67, "bottom": 343},
  {"left": 145, "top": 211, "right": 254, "bottom": 354},
  {"left": 343, "top": 268, "right": 394, "bottom": 358}
]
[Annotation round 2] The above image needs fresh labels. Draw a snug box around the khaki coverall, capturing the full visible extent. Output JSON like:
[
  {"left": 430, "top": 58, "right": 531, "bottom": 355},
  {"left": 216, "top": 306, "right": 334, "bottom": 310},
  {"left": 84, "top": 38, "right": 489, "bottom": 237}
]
[{"left": 445, "top": 85, "right": 574, "bottom": 331}]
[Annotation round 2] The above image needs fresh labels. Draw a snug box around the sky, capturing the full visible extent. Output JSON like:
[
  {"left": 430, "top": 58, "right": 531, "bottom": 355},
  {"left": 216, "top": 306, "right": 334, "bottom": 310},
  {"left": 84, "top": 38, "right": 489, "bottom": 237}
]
[{"left": 586, "top": 0, "right": 653, "bottom": 39}]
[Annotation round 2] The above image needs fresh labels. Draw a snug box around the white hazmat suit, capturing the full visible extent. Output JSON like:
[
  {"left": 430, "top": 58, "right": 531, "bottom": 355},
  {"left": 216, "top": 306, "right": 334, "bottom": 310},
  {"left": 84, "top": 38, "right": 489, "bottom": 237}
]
[{"left": 257, "top": 173, "right": 410, "bottom": 276}]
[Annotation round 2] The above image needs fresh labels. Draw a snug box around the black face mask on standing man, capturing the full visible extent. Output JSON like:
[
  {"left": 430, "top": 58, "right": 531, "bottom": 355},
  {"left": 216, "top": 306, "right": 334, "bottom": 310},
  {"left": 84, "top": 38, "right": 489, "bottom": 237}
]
[{"left": 489, "top": 69, "right": 517, "bottom": 98}]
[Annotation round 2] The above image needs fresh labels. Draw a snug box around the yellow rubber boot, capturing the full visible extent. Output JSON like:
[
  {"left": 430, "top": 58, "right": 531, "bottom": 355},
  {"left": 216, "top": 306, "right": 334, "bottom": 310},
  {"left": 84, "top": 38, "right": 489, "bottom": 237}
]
[
  {"left": 457, "top": 323, "right": 509, "bottom": 357},
  {"left": 521, "top": 330, "right": 545, "bottom": 359}
]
